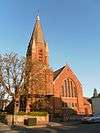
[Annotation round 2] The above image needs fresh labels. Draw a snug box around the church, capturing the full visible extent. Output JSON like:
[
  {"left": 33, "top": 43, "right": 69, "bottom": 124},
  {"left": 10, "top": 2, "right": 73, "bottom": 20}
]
[{"left": 16, "top": 15, "right": 92, "bottom": 117}]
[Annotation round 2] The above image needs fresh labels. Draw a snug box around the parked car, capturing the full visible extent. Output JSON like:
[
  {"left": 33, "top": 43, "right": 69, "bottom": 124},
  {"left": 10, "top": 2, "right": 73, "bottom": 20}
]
[{"left": 81, "top": 113, "right": 100, "bottom": 123}]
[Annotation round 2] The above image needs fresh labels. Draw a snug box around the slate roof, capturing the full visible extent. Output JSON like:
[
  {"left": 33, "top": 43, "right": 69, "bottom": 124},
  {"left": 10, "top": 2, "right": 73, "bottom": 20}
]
[{"left": 53, "top": 66, "right": 66, "bottom": 80}]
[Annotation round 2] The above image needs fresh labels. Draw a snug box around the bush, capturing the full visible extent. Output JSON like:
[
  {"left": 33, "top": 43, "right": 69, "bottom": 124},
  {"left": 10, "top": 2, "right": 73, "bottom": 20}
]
[{"left": 28, "top": 111, "right": 48, "bottom": 116}]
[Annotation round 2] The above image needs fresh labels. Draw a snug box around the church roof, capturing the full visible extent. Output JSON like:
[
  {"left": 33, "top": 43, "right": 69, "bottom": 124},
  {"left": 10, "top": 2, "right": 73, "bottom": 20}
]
[
  {"left": 53, "top": 66, "right": 66, "bottom": 80},
  {"left": 31, "top": 14, "right": 44, "bottom": 43}
]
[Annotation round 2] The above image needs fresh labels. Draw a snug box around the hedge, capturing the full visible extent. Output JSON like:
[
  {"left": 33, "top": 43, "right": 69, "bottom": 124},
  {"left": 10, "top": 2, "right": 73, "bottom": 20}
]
[
  {"left": 28, "top": 111, "right": 48, "bottom": 116},
  {"left": 17, "top": 111, "right": 48, "bottom": 116},
  {"left": 17, "top": 111, "right": 26, "bottom": 115}
]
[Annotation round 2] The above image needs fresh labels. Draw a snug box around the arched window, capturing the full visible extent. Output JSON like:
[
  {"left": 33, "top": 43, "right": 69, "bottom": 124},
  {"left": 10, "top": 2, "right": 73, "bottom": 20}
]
[
  {"left": 19, "top": 95, "right": 26, "bottom": 112},
  {"left": 66, "top": 78, "right": 77, "bottom": 97},
  {"left": 73, "top": 85, "right": 77, "bottom": 97},
  {"left": 67, "top": 78, "right": 70, "bottom": 97},
  {"left": 61, "top": 85, "right": 64, "bottom": 97},
  {"left": 64, "top": 80, "right": 67, "bottom": 97},
  {"left": 61, "top": 78, "right": 77, "bottom": 97},
  {"left": 71, "top": 81, "right": 74, "bottom": 97}
]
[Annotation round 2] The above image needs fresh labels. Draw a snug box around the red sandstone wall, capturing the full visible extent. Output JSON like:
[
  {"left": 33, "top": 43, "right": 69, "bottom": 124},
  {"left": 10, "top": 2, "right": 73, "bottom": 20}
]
[{"left": 53, "top": 66, "right": 90, "bottom": 115}]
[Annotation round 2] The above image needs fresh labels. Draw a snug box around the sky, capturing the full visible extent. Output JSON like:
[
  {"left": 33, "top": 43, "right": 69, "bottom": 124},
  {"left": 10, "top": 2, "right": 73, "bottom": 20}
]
[{"left": 0, "top": 0, "right": 100, "bottom": 97}]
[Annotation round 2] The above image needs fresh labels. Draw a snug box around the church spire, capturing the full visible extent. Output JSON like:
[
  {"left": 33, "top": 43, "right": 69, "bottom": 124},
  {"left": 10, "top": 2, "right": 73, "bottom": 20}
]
[
  {"left": 31, "top": 14, "right": 44, "bottom": 43},
  {"left": 27, "top": 14, "right": 49, "bottom": 65}
]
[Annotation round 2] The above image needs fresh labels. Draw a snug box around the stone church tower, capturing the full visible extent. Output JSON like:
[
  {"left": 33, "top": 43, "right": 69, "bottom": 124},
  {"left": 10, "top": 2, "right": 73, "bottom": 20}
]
[
  {"left": 26, "top": 15, "right": 48, "bottom": 65},
  {"left": 25, "top": 15, "right": 53, "bottom": 112}
]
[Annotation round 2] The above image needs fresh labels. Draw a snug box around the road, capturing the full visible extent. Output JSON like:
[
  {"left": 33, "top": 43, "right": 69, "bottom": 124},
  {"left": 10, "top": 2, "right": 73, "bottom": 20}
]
[
  {"left": 0, "top": 122, "right": 100, "bottom": 133},
  {"left": 0, "top": 122, "right": 50, "bottom": 133},
  {"left": 52, "top": 123, "right": 100, "bottom": 133}
]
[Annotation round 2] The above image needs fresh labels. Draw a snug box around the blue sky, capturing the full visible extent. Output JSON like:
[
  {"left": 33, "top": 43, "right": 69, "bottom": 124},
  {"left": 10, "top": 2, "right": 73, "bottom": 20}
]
[{"left": 0, "top": 0, "right": 100, "bottom": 97}]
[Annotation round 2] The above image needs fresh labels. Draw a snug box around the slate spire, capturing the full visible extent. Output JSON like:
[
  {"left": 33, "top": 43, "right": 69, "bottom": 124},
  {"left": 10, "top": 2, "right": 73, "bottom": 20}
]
[{"left": 31, "top": 14, "right": 44, "bottom": 43}]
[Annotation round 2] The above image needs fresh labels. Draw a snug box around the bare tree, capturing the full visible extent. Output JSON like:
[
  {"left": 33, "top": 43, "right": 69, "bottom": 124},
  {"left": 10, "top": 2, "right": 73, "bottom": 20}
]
[
  {"left": 0, "top": 89, "right": 5, "bottom": 100},
  {"left": 0, "top": 87, "right": 7, "bottom": 110},
  {"left": 0, "top": 53, "right": 53, "bottom": 112},
  {"left": 0, "top": 52, "right": 25, "bottom": 98}
]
